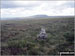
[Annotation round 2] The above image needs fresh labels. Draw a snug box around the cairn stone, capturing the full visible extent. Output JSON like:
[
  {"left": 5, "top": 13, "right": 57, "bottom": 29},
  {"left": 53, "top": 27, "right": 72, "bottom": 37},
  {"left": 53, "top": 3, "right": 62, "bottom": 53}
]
[{"left": 37, "top": 28, "right": 47, "bottom": 39}]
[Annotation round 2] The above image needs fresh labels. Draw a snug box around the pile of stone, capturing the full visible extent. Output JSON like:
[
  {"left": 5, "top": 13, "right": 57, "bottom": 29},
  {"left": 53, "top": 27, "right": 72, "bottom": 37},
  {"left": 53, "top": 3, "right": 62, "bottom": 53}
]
[{"left": 37, "top": 28, "right": 47, "bottom": 39}]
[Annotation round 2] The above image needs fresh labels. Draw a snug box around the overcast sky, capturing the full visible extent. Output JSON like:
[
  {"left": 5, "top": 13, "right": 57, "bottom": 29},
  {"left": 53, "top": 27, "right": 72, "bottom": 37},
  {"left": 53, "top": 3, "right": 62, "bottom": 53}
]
[{"left": 1, "top": 1, "right": 75, "bottom": 19}]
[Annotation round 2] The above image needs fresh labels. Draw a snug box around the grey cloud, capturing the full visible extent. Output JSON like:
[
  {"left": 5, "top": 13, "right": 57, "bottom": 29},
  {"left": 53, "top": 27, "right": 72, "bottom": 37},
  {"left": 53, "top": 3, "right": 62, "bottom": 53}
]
[
  {"left": 61, "top": 2, "right": 75, "bottom": 8},
  {"left": 1, "top": 1, "right": 17, "bottom": 8},
  {"left": 54, "top": 1, "right": 74, "bottom": 11},
  {"left": 1, "top": 1, "right": 40, "bottom": 9}
]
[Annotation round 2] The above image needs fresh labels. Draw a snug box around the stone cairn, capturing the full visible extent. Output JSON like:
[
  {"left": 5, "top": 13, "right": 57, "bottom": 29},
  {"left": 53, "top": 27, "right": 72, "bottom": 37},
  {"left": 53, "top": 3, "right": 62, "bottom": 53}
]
[{"left": 37, "top": 27, "right": 47, "bottom": 39}]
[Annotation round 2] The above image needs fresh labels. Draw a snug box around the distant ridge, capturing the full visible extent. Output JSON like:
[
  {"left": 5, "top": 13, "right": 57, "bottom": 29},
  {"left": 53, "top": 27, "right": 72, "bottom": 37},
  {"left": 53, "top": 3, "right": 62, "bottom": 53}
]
[
  {"left": 28, "top": 15, "right": 74, "bottom": 18},
  {"left": 32, "top": 15, "right": 48, "bottom": 18},
  {"left": 1, "top": 15, "right": 74, "bottom": 20},
  {"left": 28, "top": 15, "right": 49, "bottom": 18}
]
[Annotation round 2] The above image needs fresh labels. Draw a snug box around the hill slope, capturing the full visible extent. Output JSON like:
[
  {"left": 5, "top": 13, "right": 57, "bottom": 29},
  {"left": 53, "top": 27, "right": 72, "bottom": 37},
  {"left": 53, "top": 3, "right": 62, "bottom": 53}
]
[{"left": 1, "top": 17, "right": 74, "bottom": 55}]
